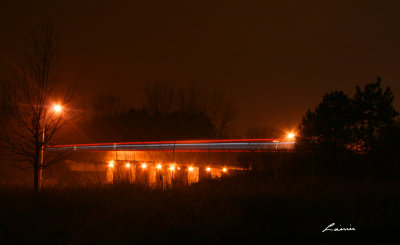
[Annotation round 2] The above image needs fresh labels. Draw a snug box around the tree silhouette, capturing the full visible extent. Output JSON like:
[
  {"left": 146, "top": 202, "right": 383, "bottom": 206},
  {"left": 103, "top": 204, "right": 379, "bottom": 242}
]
[
  {"left": 91, "top": 94, "right": 127, "bottom": 117},
  {"left": 298, "top": 78, "right": 398, "bottom": 155},
  {"left": 0, "top": 24, "right": 73, "bottom": 191},
  {"left": 352, "top": 77, "right": 398, "bottom": 153},
  {"left": 142, "top": 81, "right": 235, "bottom": 138},
  {"left": 298, "top": 91, "right": 354, "bottom": 154},
  {"left": 377, "top": 120, "right": 400, "bottom": 172}
]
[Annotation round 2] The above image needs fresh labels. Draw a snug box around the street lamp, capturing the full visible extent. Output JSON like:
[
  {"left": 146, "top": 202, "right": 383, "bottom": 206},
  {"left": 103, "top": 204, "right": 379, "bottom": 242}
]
[
  {"left": 39, "top": 103, "right": 63, "bottom": 189},
  {"left": 286, "top": 132, "right": 295, "bottom": 141},
  {"left": 53, "top": 104, "right": 62, "bottom": 113}
]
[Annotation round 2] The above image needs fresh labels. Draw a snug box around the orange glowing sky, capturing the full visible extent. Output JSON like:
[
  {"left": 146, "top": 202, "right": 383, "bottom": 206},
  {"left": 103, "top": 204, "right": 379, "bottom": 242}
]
[{"left": 1, "top": 0, "right": 399, "bottom": 131}]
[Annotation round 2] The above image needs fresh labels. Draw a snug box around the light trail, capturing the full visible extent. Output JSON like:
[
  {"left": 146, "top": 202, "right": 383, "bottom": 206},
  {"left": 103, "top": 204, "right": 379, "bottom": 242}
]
[{"left": 46, "top": 139, "right": 296, "bottom": 152}]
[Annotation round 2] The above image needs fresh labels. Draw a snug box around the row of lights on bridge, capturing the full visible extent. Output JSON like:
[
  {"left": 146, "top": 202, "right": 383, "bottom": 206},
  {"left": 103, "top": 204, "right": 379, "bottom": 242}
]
[
  {"left": 107, "top": 161, "right": 227, "bottom": 173},
  {"left": 105, "top": 132, "right": 295, "bottom": 172}
]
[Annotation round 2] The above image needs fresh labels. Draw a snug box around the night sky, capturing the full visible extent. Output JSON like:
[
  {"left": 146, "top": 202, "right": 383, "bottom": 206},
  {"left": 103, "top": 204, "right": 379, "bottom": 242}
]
[{"left": 1, "top": 0, "right": 399, "bottom": 132}]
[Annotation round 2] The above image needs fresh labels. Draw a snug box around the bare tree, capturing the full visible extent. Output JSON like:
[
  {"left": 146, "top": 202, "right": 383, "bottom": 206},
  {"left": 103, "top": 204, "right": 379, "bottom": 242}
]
[
  {"left": 142, "top": 81, "right": 235, "bottom": 137},
  {"left": 178, "top": 83, "right": 236, "bottom": 137},
  {"left": 0, "top": 23, "right": 73, "bottom": 191},
  {"left": 142, "top": 81, "right": 176, "bottom": 115},
  {"left": 205, "top": 89, "right": 235, "bottom": 138},
  {"left": 91, "top": 94, "right": 127, "bottom": 117}
]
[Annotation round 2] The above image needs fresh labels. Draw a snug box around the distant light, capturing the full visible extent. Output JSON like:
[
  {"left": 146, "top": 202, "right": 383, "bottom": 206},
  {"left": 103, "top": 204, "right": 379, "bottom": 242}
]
[
  {"left": 141, "top": 163, "right": 147, "bottom": 169},
  {"left": 222, "top": 168, "right": 227, "bottom": 172},
  {"left": 156, "top": 164, "right": 162, "bottom": 170},
  {"left": 286, "top": 132, "right": 295, "bottom": 140},
  {"left": 53, "top": 104, "right": 62, "bottom": 113},
  {"left": 188, "top": 166, "right": 194, "bottom": 172},
  {"left": 177, "top": 166, "right": 181, "bottom": 170},
  {"left": 108, "top": 160, "right": 114, "bottom": 168},
  {"left": 206, "top": 167, "right": 211, "bottom": 172},
  {"left": 125, "top": 163, "right": 130, "bottom": 168},
  {"left": 169, "top": 166, "right": 175, "bottom": 171}
]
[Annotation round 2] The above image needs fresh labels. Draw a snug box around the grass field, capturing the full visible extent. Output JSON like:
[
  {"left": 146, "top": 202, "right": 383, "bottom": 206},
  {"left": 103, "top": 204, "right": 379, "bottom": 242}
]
[{"left": 0, "top": 169, "right": 399, "bottom": 244}]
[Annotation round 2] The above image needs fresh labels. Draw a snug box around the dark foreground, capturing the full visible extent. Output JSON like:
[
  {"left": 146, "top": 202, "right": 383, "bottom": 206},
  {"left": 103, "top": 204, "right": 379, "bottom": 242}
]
[{"left": 0, "top": 173, "right": 399, "bottom": 244}]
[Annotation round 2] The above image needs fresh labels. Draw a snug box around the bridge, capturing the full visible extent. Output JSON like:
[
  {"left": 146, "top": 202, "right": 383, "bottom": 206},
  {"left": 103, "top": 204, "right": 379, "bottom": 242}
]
[
  {"left": 46, "top": 138, "right": 296, "bottom": 152},
  {"left": 42, "top": 139, "right": 296, "bottom": 186}
]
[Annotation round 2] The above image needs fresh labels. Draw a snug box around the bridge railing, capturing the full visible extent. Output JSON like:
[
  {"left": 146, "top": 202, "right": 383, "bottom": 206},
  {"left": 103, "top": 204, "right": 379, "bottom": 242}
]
[{"left": 46, "top": 139, "right": 296, "bottom": 152}]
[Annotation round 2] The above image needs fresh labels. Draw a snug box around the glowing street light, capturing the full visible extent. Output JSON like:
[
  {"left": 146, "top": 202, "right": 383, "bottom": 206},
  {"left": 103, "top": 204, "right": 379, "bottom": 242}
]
[
  {"left": 156, "top": 164, "right": 162, "bottom": 170},
  {"left": 188, "top": 166, "right": 194, "bottom": 172},
  {"left": 286, "top": 132, "right": 295, "bottom": 141},
  {"left": 40, "top": 103, "right": 64, "bottom": 189},
  {"left": 206, "top": 167, "right": 211, "bottom": 172},
  {"left": 141, "top": 163, "right": 147, "bottom": 169},
  {"left": 169, "top": 166, "right": 175, "bottom": 171},
  {"left": 125, "top": 163, "right": 131, "bottom": 168},
  {"left": 222, "top": 168, "right": 227, "bottom": 173},
  {"left": 108, "top": 160, "right": 115, "bottom": 168},
  {"left": 52, "top": 104, "right": 63, "bottom": 113}
]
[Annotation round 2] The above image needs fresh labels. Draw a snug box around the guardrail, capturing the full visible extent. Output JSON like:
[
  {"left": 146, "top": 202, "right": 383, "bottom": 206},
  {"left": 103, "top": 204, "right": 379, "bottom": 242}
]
[{"left": 46, "top": 139, "right": 296, "bottom": 152}]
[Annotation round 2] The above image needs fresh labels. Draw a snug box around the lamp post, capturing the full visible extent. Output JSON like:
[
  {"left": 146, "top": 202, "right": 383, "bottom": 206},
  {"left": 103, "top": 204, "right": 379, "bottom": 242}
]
[{"left": 39, "top": 104, "right": 63, "bottom": 189}]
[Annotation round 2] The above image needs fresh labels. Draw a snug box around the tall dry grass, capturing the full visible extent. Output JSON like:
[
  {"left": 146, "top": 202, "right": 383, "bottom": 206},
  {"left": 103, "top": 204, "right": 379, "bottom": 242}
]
[{"left": 0, "top": 168, "right": 399, "bottom": 244}]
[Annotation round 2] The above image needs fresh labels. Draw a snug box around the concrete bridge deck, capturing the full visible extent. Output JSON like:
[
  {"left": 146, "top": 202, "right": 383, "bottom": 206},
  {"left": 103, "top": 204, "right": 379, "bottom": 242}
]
[{"left": 46, "top": 139, "right": 296, "bottom": 152}]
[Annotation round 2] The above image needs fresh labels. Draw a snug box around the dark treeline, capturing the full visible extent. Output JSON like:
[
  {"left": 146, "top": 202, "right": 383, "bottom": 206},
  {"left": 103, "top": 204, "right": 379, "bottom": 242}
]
[
  {"left": 290, "top": 77, "right": 400, "bottom": 178},
  {"left": 70, "top": 82, "right": 235, "bottom": 143},
  {"left": 298, "top": 77, "right": 399, "bottom": 155}
]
